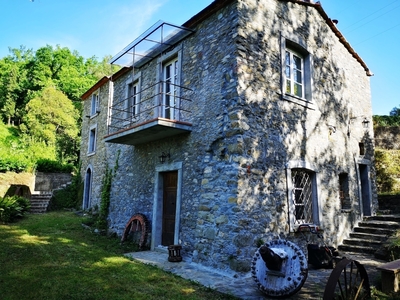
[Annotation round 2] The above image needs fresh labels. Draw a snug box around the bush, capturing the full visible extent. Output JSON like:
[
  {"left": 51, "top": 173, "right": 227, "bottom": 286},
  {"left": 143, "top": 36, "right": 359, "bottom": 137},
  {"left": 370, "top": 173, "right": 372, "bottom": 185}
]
[
  {"left": 375, "top": 149, "right": 400, "bottom": 194},
  {"left": 0, "top": 196, "right": 31, "bottom": 223},
  {"left": 0, "top": 157, "right": 29, "bottom": 173},
  {"left": 48, "top": 173, "right": 83, "bottom": 211},
  {"left": 36, "top": 159, "right": 73, "bottom": 173}
]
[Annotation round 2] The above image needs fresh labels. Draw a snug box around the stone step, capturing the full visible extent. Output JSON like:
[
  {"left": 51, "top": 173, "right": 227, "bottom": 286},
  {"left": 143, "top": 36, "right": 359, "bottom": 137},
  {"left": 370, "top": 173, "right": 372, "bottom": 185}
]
[
  {"left": 365, "top": 215, "right": 400, "bottom": 223},
  {"left": 354, "top": 226, "right": 397, "bottom": 236},
  {"left": 357, "top": 220, "right": 400, "bottom": 230},
  {"left": 29, "top": 193, "right": 52, "bottom": 213},
  {"left": 341, "top": 238, "right": 382, "bottom": 248},
  {"left": 30, "top": 201, "right": 50, "bottom": 207},
  {"left": 349, "top": 232, "right": 388, "bottom": 242},
  {"left": 338, "top": 214, "right": 400, "bottom": 258},
  {"left": 338, "top": 244, "right": 377, "bottom": 255}
]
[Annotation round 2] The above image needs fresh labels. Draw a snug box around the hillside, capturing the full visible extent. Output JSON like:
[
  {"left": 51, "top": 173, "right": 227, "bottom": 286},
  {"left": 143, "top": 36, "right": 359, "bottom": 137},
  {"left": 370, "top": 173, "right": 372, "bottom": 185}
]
[{"left": 0, "top": 122, "right": 56, "bottom": 172}]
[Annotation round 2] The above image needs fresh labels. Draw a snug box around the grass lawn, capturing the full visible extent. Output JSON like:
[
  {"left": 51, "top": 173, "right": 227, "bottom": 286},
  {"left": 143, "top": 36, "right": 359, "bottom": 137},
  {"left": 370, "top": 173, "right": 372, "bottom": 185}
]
[{"left": 0, "top": 211, "right": 238, "bottom": 300}]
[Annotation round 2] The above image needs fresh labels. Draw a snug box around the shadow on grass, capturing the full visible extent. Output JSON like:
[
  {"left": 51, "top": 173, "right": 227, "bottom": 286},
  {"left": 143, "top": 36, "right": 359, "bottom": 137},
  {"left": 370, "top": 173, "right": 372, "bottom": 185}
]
[{"left": 0, "top": 211, "right": 237, "bottom": 300}]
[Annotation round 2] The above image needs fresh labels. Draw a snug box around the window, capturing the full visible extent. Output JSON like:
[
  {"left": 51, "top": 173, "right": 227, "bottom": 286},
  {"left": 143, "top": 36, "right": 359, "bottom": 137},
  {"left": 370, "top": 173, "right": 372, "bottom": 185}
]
[
  {"left": 126, "top": 81, "right": 139, "bottom": 121},
  {"left": 339, "top": 173, "right": 351, "bottom": 210},
  {"left": 292, "top": 169, "right": 313, "bottom": 224},
  {"left": 359, "top": 142, "right": 365, "bottom": 156},
  {"left": 162, "top": 57, "right": 179, "bottom": 120},
  {"left": 88, "top": 126, "right": 97, "bottom": 154},
  {"left": 286, "top": 164, "right": 319, "bottom": 231},
  {"left": 281, "top": 37, "right": 313, "bottom": 105},
  {"left": 90, "top": 93, "right": 99, "bottom": 116},
  {"left": 285, "top": 49, "right": 304, "bottom": 98}
]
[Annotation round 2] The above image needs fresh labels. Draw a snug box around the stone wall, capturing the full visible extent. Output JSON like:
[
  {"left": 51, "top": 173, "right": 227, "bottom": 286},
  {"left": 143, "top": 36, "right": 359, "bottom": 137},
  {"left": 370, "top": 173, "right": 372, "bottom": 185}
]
[
  {"left": 80, "top": 0, "right": 376, "bottom": 272},
  {"left": 34, "top": 172, "right": 72, "bottom": 192},
  {"left": 375, "top": 126, "right": 400, "bottom": 149}
]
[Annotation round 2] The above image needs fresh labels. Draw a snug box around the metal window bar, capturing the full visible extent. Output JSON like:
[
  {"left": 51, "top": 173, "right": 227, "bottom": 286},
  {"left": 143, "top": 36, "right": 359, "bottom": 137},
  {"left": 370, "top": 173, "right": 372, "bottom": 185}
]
[
  {"left": 292, "top": 169, "right": 313, "bottom": 224},
  {"left": 108, "top": 80, "right": 192, "bottom": 135}
]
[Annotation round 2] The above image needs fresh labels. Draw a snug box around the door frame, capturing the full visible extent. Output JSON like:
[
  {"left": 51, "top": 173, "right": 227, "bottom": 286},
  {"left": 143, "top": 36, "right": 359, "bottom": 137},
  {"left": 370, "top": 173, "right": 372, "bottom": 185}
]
[
  {"left": 151, "top": 161, "right": 182, "bottom": 250},
  {"left": 83, "top": 165, "right": 93, "bottom": 210},
  {"left": 356, "top": 158, "right": 372, "bottom": 217}
]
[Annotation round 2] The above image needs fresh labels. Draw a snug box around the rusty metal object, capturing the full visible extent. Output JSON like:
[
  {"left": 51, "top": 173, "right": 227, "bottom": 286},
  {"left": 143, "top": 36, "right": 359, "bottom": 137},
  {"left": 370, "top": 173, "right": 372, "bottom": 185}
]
[
  {"left": 323, "top": 258, "right": 370, "bottom": 300},
  {"left": 121, "top": 213, "right": 149, "bottom": 249},
  {"left": 251, "top": 239, "right": 308, "bottom": 298}
]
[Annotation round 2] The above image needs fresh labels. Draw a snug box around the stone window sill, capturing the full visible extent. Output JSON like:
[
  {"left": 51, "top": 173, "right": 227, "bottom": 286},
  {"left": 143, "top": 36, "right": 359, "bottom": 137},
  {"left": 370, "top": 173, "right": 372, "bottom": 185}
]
[{"left": 280, "top": 92, "right": 316, "bottom": 110}]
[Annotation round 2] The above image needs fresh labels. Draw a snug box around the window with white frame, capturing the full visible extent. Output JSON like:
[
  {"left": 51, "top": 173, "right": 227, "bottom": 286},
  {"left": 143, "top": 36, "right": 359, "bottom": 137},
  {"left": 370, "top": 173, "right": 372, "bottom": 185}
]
[
  {"left": 90, "top": 93, "right": 99, "bottom": 116},
  {"left": 88, "top": 125, "right": 97, "bottom": 154},
  {"left": 126, "top": 81, "right": 139, "bottom": 121},
  {"left": 281, "top": 37, "right": 313, "bottom": 105},
  {"left": 285, "top": 49, "right": 304, "bottom": 98},
  {"left": 162, "top": 56, "right": 179, "bottom": 120}
]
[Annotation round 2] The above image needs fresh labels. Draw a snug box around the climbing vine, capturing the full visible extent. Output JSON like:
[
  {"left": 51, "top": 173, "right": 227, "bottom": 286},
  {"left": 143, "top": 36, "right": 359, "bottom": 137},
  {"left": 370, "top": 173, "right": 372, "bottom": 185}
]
[{"left": 96, "top": 150, "right": 120, "bottom": 230}]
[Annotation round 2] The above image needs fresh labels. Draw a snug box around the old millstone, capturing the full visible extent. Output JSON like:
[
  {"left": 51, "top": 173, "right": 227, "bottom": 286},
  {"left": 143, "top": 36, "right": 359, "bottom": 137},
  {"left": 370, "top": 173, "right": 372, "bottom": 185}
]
[{"left": 251, "top": 239, "right": 308, "bottom": 298}]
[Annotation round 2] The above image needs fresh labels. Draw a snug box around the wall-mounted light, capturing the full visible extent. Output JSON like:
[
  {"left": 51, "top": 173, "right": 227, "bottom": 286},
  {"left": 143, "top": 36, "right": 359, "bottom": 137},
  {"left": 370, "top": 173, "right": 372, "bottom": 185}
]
[
  {"left": 328, "top": 125, "right": 336, "bottom": 135},
  {"left": 159, "top": 151, "right": 170, "bottom": 164},
  {"left": 362, "top": 118, "right": 370, "bottom": 129}
]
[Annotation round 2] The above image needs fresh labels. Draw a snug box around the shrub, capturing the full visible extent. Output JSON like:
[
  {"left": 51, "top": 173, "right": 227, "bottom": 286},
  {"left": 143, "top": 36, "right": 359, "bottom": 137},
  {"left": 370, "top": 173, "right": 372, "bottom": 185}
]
[
  {"left": 48, "top": 173, "right": 83, "bottom": 211},
  {"left": 0, "top": 157, "right": 29, "bottom": 173},
  {"left": 0, "top": 196, "right": 31, "bottom": 223},
  {"left": 36, "top": 159, "right": 73, "bottom": 173},
  {"left": 375, "top": 149, "right": 400, "bottom": 194}
]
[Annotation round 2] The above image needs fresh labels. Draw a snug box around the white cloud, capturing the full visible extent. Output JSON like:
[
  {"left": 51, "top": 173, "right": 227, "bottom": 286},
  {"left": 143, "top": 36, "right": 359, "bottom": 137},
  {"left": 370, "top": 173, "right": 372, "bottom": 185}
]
[{"left": 104, "top": 0, "right": 169, "bottom": 56}]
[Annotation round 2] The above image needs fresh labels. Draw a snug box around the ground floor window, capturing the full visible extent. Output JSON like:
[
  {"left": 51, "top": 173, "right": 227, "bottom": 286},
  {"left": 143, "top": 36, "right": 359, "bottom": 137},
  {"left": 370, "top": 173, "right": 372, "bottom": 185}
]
[
  {"left": 292, "top": 169, "right": 314, "bottom": 224},
  {"left": 339, "top": 173, "right": 351, "bottom": 210},
  {"left": 287, "top": 164, "right": 319, "bottom": 231}
]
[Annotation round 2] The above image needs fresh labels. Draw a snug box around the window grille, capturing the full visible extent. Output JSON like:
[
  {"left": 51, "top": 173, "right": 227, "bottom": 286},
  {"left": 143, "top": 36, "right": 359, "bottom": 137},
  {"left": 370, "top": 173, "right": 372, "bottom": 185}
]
[
  {"left": 339, "top": 173, "right": 351, "bottom": 209},
  {"left": 292, "top": 169, "right": 313, "bottom": 224}
]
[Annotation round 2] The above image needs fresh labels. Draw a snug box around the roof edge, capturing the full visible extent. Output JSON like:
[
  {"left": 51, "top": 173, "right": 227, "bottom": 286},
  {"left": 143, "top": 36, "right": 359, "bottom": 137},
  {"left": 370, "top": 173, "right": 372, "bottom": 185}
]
[
  {"left": 81, "top": 76, "right": 110, "bottom": 100},
  {"left": 182, "top": 0, "right": 235, "bottom": 28},
  {"left": 282, "top": 0, "right": 373, "bottom": 76},
  {"left": 183, "top": 0, "right": 373, "bottom": 77}
]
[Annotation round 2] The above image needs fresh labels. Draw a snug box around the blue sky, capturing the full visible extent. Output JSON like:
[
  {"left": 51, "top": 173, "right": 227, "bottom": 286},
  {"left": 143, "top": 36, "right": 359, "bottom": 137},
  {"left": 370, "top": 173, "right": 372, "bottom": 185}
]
[{"left": 1, "top": 0, "right": 399, "bottom": 115}]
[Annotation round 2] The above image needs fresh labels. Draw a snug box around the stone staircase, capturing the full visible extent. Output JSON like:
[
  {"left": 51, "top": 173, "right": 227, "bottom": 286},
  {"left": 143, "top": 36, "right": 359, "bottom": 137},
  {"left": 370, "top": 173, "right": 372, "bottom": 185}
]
[
  {"left": 338, "top": 215, "right": 400, "bottom": 259},
  {"left": 30, "top": 192, "right": 53, "bottom": 213}
]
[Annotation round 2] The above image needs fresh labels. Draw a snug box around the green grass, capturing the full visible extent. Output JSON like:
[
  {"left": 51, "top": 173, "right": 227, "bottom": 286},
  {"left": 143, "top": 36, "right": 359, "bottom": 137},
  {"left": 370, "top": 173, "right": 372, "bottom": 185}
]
[{"left": 0, "top": 211, "right": 238, "bottom": 300}]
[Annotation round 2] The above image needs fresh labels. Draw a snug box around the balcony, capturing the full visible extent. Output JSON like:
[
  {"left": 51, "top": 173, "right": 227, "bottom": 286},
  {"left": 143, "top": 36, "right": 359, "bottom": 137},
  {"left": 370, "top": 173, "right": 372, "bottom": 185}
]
[
  {"left": 104, "top": 20, "right": 194, "bottom": 146},
  {"left": 104, "top": 81, "right": 192, "bottom": 146}
]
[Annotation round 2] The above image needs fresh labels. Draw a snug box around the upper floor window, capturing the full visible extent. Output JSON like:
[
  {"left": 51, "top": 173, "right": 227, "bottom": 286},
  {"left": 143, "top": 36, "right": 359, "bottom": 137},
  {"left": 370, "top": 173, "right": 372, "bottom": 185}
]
[
  {"left": 162, "top": 57, "right": 179, "bottom": 120},
  {"left": 281, "top": 37, "right": 313, "bottom": 106},
  {"left": 90, "top": 93, "right": 99, "bottom": 116},
  {"left": 126, "top": 81, "right": 139, "bottom": 121},
  {"left": 88, "top": 125, "right": 97, "bottom": 154},
  {"left": 285, "top": 49, "right": 304, "bottom": 98}
]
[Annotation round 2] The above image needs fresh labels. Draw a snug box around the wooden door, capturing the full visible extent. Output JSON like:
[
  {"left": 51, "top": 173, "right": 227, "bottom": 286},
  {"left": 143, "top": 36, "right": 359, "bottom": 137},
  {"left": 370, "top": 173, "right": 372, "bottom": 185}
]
[{"left": 162, "top": 171, "right": 177, "bottom": 246}]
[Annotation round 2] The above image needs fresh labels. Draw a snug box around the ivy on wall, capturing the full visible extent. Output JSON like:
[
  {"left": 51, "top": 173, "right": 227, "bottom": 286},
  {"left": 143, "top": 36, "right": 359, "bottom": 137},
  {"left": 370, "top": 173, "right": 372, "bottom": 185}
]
[{"left": 96, "top": 150, "right": 120, "bottom": 230}]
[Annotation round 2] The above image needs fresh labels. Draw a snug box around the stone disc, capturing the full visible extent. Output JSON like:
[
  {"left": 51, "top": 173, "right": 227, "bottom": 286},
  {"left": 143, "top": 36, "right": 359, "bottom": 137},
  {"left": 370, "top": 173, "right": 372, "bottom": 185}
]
[{"left": 251, "top": 239, "right": 308, "bottom": 298}]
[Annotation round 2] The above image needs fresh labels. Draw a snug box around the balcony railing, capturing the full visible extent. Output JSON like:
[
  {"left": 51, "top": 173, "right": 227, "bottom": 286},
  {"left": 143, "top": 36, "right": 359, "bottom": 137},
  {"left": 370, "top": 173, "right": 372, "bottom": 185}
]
[{"left": 105, "top": 80, "right": 192, "bottom": 145}]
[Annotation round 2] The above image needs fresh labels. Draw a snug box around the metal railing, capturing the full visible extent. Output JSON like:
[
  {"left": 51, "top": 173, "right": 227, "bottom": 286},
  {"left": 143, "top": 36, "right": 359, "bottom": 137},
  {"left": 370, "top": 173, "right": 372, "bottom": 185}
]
[{"left": 107, "top": 81, "right": 192, "bottom": 135}]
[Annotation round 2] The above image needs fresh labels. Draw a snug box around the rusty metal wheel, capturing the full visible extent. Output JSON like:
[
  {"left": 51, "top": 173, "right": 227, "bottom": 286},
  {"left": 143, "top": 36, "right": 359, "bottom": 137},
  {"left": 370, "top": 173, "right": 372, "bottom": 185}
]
[
  {"left": 323, "top": 258, "right": 370, "bottom": 300},
  {"left": 121, "top": 213, "right": 149, "bottom": 250}
]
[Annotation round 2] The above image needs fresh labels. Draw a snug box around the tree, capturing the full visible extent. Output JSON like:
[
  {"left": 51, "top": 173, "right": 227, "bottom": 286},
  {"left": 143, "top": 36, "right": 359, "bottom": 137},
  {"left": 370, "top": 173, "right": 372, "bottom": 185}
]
[
  {"left": 0, "top": 47, "right": 32, "bottom": 124},
  {"left": 0, "top": 44, "right": 119, "bottom": 166},
  {"left": 390, "top": 106, "right": 400, "bottom": 117},
  {"left": 23, "top": 87, "right": 79, "bottom": 163}
]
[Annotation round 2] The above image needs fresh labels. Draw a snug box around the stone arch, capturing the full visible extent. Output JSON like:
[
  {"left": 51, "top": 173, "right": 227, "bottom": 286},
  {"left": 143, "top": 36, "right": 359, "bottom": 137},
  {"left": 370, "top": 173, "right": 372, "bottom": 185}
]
[{"left": 83, "top": 165, "right": 93, "bottom": 210}]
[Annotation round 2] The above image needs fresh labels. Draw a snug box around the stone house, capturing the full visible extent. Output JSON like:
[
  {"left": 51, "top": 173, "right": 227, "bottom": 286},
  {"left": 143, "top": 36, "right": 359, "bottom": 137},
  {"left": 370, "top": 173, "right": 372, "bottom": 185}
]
[{"left": 79, "top": 0, "right": 376, "bottom": 271}]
